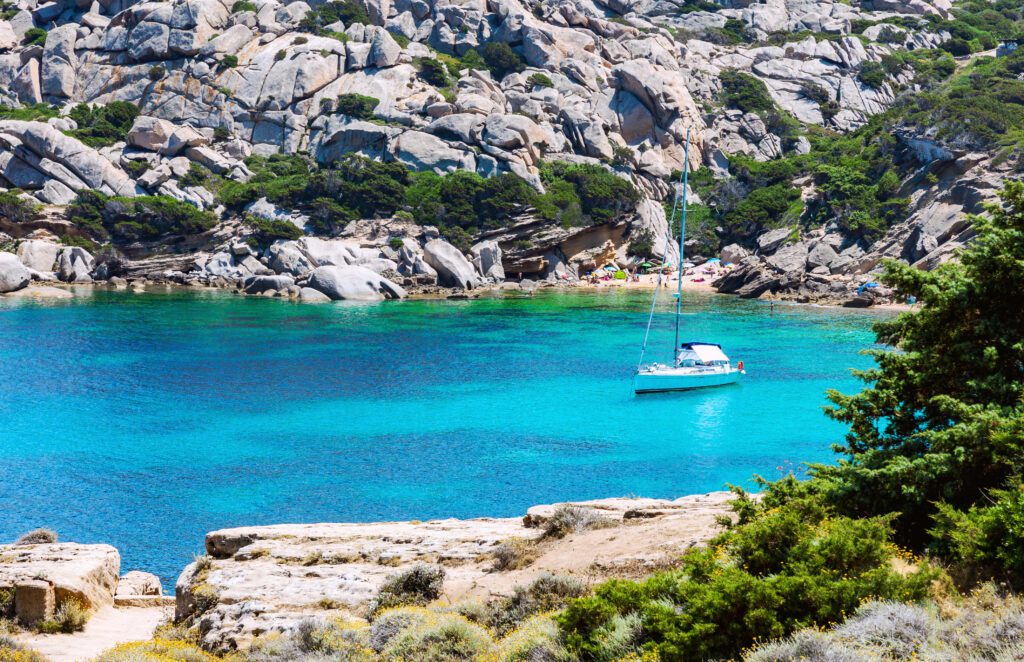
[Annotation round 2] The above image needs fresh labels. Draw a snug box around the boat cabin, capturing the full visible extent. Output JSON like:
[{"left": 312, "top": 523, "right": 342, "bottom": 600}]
[{"left": 675, "top": 342, "right": 730, "bottom": 368}]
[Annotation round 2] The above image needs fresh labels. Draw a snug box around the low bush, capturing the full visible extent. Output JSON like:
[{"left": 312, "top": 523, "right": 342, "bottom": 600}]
[
  {"left": 490, "top": 574, "right": 589, "bottom": 635},
  {"left": 527, "top": 72, "right": 553, "bottom": 88},
  {"left": 496, "top": 614, "right": 571, "bottom": 662},
  {"left": 148, "top": 65, "right": 165, "bottom": 80},
  {"left": 243, "top": 215, "right": 303, "bottom": 247},
  {"left": 720, "top": 69, "right": 774, "bottom": 114},
  {"left": 0, "top": 192, "right": 40, "bottom": 224},
  {"left": 219, "top": 54, "right": 239, "bottom": 70},
  {"left": 0, "top": 635, "right": 47, "bottom": 662},
  {"left": 246, "top": 617, "right": 373, "bottom": 661},
  {"left": 22, "top": 28, "right": 46, "bottom": 46},
  {"left": 298, "top": 0, "right": 370, "bottom": 34},
  {"left": 68, "top": 191, "right": 217, "bottom": 242},
  {"left": 556, "top": 487, "right": 941, "bottom": 661},
  {"left": 416, "top": 57, "right": 450, "bottom": 87},
  {"left": 66, "top": 102, "right": 140, "bottom": 148},
  {"left": 93, "top": 638, "right": 222, "bottom": 661},
  {"left": 479, "top": 42, "right": 525, "bottom": 79},
  {"left": 14, "top": 528, "right": 57, "bottom": 546},
  {"left": 37, "top": 599, "right": 89, "bottom": 634},
  {"left": 231, "top": 0, "right": 257, "bottom": 12},
  {"left": 380, "top": 611, "right": 496, "bottom": 661},
  {"left": 542, "top": 506, "right": 609, "bottom": 539},
  {"left": 0, "top": 103, "right": 59, "bottom": 122},
  {"left": 858, "top": 61, "right": 888, "bottom": 89},
  {"left": 492, "top": 537, "right": 537, "bottom": 571},
  {"left": 335, "top": 93, "right": 379, "bottom": 120},
  {"left": 748, "top": 589, "right": 1024, "bottom": 661},
  {"left": 371, "top": 564, "right": 445, "bottom": 615}
]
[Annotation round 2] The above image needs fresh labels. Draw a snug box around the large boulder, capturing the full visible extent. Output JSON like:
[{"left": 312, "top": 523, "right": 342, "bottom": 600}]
[
  {"left": 56, "top": 246, "right": 95, "bottom": 283},
  {"left": 267, "top": 241, "right": 313, "bottom": 276},
  {"left": 16, "top": 240, "right": 60, "bottom": 273},
  {"left": 471, "top": 240, "right": 504, "bottom": 281},
  {"left": 0, "top": 542, "right": 120, "bottom": 614},
  {"left": 243, "top": 274, "right": 295, "bottom": 294},
  {"left": 307, "top": 265, "right": 406, "bottom": 301},
  {"left": 0, "top": 252, "right": 30, "bottom": 293},
  {"left": 423, "top": 239, "right": 481, "bottom": 289},
  {"left": 127, "top": 116, "right": 207, "bottom": 155}
]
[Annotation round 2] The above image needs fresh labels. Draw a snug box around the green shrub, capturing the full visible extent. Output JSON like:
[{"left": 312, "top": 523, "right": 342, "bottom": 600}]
[
  {"left": 387, "top": 236, "right": 405, "bottom": 250},
  {"left": 231, "top": 0, "right": 257, "bottom": 11},
  {"left": 416, "top": 57, "right": 450, "bottom": 87},
  {"left": 542, "top": 506, "right": 610, "bottom": 539},
  {"left": 148, "top": 65, "right": 165, "bottom": 80},
  {"left": 381, "top": 611, "right": 496, "bottom": 661},
  {"left": 243, "top": 215, "right": 303, "bottom": 247},
  {"left": 293, "top": 35, "right": 308, "bottom": 45},
  {"left": 335, "top": 93, "right": 379, "bottom": 120},
  {"left": 68, "top": 191, "right": 217, "bottom": 242},
  {"left": 479, "top": 42, "right": 525, "bottom": 79},
  {"left": 557, "top": 491, "right": 941, "bottom": 661},
  {"left": 527, "top": 72, "right": 553, "bottom": 88},
  {"left": 14, "top": 528, "right": 57, "bottom": 545},
  {"left": 815, "top": 180, "right": 1024, "bottom": 561},
  {"left": 371, "top": 564, "right": 445, "bottom": 615},
  {"left": 858, "top": 61, "right": 888, "bottom": 89},
  {"left": 22, "top": 27, "right": 46, "bottom": 46},
  {"left": 274, "top": 49, "right": 287, "bottom": 61},
  {"left": 0, "top": 103, "right": 59, "bottom": 122},
  {"left": 298, "top": 0, "right": 370, "bottom": 34},
  {"left": 213, "top": 126, "right": 230, "bottom": 142},
  {"left": 490, "top": 574, "right": 589, "bottom": 635},
  {"left": 219, "top": 54, "right": 239, "bottom": 70},
  {"left": 0, "top": 191, "right": 40, "bottom": 224},
  {"left": 720, "top": 69, "right": 774, "bottom": 114},
  {"left": 66, "top": 101, "right": 140, "bottom": 148},
  {"left": 53, "top": 599, "right": 89, "bottom": 633},
  {"left": 538, "top": 162, "right": 640, "bottom": 226}
]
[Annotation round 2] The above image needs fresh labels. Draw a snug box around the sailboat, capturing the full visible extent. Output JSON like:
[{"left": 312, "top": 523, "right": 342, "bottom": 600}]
[{"left": 633, "top": 130, "right": 745, "bottom": 395}]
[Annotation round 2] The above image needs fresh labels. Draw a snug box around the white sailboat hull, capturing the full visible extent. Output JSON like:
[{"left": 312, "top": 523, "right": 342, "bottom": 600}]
[{"left": 634, "top": 366, "right": 742, "bottom": 393}]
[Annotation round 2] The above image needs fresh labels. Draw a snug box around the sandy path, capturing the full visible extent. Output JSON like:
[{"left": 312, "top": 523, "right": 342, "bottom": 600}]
[{"left": 17, "top": 605, "right": 171, "bottom": 662}]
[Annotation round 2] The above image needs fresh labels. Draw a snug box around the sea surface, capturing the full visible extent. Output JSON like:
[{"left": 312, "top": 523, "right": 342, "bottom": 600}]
[{"left": 0, "top": 288, "right": 890, "bottom": 584}]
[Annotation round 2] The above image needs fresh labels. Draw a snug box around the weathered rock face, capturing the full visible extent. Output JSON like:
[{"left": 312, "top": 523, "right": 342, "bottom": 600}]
[
  {"left": 0, "top": 252, "right": 31, "bottom": 293},
  {"left": 178, "top": 493, "right": 734, "bottom": 650},
  {"left": 423, "top": 239, "right": 482, "bottom": 289},
  {"left": 15, "top": 240, "right": 60, "bottom": 272},
  {"left": 0, "top": 542, "right": 121, "bottom": 622},
  {"left": 307, "top": 264, "right": 407, "bottom": 301}
]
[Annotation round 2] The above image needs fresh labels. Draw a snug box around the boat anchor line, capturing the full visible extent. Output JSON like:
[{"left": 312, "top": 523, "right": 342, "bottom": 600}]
[{"left": 633, "top": 129, "right": 745, "bottom": 395}]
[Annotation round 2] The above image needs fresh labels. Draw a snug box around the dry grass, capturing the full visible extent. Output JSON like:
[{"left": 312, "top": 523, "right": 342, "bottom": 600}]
[{"left": 13, "top": 529, "right": 57, "bottom": 546}]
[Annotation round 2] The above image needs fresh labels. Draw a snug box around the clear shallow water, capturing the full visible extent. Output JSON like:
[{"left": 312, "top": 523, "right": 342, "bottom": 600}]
[{"left": 0, "top": 288, "right": 886, "bottom": 584}]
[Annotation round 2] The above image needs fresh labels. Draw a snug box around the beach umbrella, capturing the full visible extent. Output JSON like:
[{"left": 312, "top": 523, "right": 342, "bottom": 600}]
[
  {"left": 604, "top": 265, "right": 617, "bottom": 271},
  {"left": 640, "top": 262, "right": 653, "bottom": 268}
]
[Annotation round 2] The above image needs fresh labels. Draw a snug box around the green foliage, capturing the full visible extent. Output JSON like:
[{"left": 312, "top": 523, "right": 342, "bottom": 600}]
[
  {"left": 0, "top": 103, "right": 59, "bottom": 122},
  {"left": 526, "top": 72, "right": 553, "bottom": 88},
  {"left": 22, "top": 27, "right": 46, "bottom": 46},
  {"left": 538, "top": 162, "right": 640, "bottom": 226},
  {"left": 148, "top": 64, "right": 166, "bottom": 80},
  {"left": 298, "top": 0, "right": 370, "bottom": 34},
  {"left": 66, "top": 102, "right": 140, "bottom": 148},
  {"left": 858, "top": 61, "right": 888, "bottom": 89},
  {"left": 372, "top": 565, "right": 446, "bottom": 615},
  {"left": 479, "top": 42, "right": 525, "bottom": 79},
  {"left": 720, "top": 69, "right": 774, "bottom": 114},
  {"left": 335, "top": 93, "right": 379, "bottom": 120},
  {"left": 220, "top": 54, "right": 239, "bottom": 70},
  {"left": 703, "top": 18, "right": 751, "bottom": 45},
  {"left": 416, "top": 57, "right": 450, "bottom": 87},
  {"left": 0, "top": 191, "right": 40, "bottom": 224},
  {"left": 388, "top": 30, "right": 410, "bottom": 48},
  {"left": 274, "top": 49, "right": 287, "bottom": 61},
  {"left": 556, "top": 490, "right": 940, "bottom": 661},
  {"left": 231, "top": 0, "right": 256, "bottom": 11},
  {"left": 68, "top": 191, "right": 217, "bottom": 242},
  {"left": 243, "top": 215, "right": 303, "bottom": 246},
  {"left": 897, "top": 51, "right": 1024, "bottom": 150},
  {"left": 816, "top": 181, "right": 1024, "bottom": 561}
]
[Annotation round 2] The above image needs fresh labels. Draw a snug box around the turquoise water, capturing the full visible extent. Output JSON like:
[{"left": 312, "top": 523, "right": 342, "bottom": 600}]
[{"left": 0, "top": 288, "right": 886, "bottom": 585}]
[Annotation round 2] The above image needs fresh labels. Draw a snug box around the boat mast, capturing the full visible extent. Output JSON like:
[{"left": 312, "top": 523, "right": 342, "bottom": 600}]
[{"left": 674, "top": 129, "right": 691, "bottom": 362}]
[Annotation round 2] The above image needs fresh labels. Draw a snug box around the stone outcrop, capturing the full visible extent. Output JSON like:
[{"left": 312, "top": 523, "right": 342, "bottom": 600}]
[
  {"left": 0, "top": 252, "right": 30, "bottom": 293},
  {"left": 306, "top": 264, "right": 407, "bottom": 301},
  {"left": 178, "top": 493, "right": 734, "bottom": 650},
  {"left": 0, "top": 542, "right": 121, "bottom": 624}
]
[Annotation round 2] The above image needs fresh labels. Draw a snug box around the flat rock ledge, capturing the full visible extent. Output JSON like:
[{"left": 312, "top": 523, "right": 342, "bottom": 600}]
[
  {"left": 178, "top": 492, "right": 734, "bottom": 650},
  {"left": 0, "top": 543, "right": 120, "bottom": 625}
]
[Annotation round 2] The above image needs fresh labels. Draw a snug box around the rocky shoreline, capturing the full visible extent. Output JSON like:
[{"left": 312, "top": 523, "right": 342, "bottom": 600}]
[{"left": 1, "top": 493, "right": 734, "bottom": 656}]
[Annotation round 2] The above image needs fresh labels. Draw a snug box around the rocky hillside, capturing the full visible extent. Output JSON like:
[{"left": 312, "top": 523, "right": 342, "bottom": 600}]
[{"left": 0, "top": 0, "right": 1021, "bottom": 303}]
